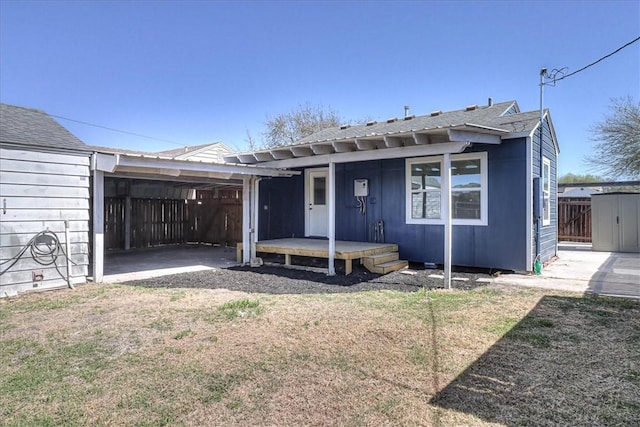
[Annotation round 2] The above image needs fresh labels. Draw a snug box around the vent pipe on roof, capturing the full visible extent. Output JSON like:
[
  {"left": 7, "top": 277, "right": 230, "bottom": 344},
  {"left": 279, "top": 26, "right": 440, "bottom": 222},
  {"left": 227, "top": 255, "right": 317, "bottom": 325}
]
[
  {"left": 488, "top": 97, "right": 493, "bottom": 107},
  {"left": 404, "top": 105, "right": 410, "bottom": 118}
]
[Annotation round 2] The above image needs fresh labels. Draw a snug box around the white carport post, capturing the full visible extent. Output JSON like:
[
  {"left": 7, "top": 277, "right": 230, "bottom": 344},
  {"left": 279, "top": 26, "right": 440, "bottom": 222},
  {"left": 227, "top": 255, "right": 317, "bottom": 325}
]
[
  {"left": 251, "top": 176, "right": 260, "bottom": 262},
  {"left": 242, "top": 176, "right": 251, "bottom": 264},
  {"left": 92, "top": 160, "right": 105, "bottom": 283},
  {"left": 328, "top": 161, "right": 336, "bottom": 276},
  {"left": 442, "top": 153, "right": 452, "bottom": 289}
]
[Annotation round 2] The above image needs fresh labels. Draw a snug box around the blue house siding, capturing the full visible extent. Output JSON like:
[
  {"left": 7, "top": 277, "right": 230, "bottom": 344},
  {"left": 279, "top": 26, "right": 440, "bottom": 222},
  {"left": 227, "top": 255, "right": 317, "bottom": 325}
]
[
  {"left": 258, "top": 173, "right": 305, "bottom": 239},
  {"left": 259, "top": 138, "right": 530, "bottom": 271},
  {"left": 531, "top": 115, "right": 558, "bottom": 264}
]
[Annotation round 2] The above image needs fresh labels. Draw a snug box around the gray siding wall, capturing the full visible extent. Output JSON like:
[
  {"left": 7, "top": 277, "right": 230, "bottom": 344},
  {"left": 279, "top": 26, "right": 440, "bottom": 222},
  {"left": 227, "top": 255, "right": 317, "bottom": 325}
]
[
  {"left": 0, "top": 147, "right": 90, "bottom": 296},
  {"left": 531, "top": 115, "right": 558, "bottom": 264}
]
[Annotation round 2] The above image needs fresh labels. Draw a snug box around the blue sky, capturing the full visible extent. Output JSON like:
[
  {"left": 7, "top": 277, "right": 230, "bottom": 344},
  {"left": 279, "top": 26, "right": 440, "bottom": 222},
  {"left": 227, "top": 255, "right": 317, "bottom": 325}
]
[{"left": 1, "top": 0, "right": 638, "bottom": 176}]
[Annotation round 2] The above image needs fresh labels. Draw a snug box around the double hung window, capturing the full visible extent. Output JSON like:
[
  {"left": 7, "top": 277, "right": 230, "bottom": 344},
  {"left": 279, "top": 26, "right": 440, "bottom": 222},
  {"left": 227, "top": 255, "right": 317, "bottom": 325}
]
[{"left": 406, "top": 152, "right": 488, "bottom": 226}]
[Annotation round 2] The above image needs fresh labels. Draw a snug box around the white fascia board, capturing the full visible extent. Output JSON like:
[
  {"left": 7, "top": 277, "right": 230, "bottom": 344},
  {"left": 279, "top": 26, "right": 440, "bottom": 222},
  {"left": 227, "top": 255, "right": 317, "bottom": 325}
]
[
  {"left": 523, "top": 111, "right": 559, "bottom": 155},
  {"left": 502, "top": 132, "right": 532, "bottom": 140},
  {"left": 258, "top": 141, "right": 471, "bottom": 169},
  {"left": 448, "top": 129, "right": 501, "bottom": 144},
  {"left": 115, "top": 154, "right": 298, "bottom": 177},
  {"left": 92, "top": 152, "right": 118, "bottom": 172}
]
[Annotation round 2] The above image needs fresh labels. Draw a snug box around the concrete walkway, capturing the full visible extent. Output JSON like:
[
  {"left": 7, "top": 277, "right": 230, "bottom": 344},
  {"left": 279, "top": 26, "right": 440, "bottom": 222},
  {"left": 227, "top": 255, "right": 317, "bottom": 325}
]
[{"left": 494, "top": 243, "right": 640, "bottom": 299}]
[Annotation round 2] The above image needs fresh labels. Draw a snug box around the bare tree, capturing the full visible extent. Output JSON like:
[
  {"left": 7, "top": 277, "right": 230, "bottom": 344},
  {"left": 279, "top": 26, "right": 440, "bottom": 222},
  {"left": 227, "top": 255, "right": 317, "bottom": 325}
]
[
  {"left": 588, "top": 97, "right": 640, "bottom": 179},
  {"left": 244, "top": 129, "right": 258, "bottom": 151},
  {"left": 262, "top": 103, "right": 342, "bottom": 148}
]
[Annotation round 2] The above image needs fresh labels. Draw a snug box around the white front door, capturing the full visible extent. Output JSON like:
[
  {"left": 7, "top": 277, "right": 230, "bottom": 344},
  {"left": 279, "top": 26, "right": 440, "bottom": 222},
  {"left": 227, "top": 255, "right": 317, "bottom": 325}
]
[{"left": 306, "top": 168, "right": 328, "bottom": 237}]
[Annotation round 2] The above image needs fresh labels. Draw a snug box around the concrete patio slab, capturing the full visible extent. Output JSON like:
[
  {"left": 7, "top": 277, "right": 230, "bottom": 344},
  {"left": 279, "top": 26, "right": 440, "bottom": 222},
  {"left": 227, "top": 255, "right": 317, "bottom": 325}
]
[
  {"left": 102, "top": 245, "right": 238, "bottom": 283},
  {"left": 494, "top": 243, "right": 640, "bottom": 299}
]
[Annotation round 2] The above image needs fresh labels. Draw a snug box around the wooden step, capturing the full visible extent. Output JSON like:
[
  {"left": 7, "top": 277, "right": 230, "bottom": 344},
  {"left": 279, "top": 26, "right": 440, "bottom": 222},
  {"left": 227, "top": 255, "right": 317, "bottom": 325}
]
[
  {"left": 365, "top": 259, "right": 409, "bottom": 274},
  {"left": 364, "top": 252, "right": 399, "bottom": 265},
  {"left": 363, "top": 252, "right": 408, "bottom": 274}
]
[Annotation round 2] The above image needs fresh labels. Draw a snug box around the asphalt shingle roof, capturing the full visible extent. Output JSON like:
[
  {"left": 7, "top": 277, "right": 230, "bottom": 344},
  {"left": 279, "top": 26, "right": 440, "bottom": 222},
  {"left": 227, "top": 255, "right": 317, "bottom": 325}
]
[
  {"left": 292, "top": 101, "right": 522, "bottom": 145},
  {"left": 0, "top": 103, "right": 88, "bottom": 150}
]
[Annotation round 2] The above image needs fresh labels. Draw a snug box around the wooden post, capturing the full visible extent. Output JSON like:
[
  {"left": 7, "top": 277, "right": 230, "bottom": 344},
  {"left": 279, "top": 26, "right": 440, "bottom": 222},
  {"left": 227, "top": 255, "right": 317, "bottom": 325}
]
[
  {"left": 443, "top": 153, "right": 452, "bottom": 289},
  {"left": 328, "top": 161, "right": 336, "bottom": 276},
  {"left": 92, "top": 169, "right": 104, "bottom": 283}
]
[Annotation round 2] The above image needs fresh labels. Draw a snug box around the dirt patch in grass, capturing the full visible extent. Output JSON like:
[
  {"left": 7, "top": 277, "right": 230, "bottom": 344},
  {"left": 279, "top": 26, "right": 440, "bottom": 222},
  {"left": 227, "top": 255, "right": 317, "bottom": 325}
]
[{"left": 1, "top": 281, "right": 638, "bottom": 426}]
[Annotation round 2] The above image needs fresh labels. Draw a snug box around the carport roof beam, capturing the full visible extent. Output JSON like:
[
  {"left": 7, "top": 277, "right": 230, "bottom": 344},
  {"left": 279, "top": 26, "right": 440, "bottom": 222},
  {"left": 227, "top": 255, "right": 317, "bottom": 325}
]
[{"left": 92, "top": 152, "right": 299, "bottom": 178}]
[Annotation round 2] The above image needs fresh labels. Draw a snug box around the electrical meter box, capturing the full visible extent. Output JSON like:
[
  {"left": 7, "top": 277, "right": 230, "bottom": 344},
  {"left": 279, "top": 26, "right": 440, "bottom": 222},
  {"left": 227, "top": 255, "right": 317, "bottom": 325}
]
[{"left": 354, "top": 179, "right": 369, "bottom": 197}]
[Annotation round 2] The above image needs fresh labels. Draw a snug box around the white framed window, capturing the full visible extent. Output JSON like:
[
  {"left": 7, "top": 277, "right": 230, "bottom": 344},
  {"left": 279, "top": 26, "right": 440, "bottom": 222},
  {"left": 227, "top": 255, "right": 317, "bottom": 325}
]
[
  {"left": 542, "top": 156, "right": 551, "bottom": 226},
  {"left": 406, "top": 152, "right": 488, "bottom": 226}
]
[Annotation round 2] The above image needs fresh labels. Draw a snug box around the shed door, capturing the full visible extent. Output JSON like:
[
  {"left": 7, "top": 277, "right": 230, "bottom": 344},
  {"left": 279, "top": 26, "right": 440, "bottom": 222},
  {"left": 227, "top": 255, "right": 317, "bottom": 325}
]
[
  {"left": 592, "top": 196, "right": 619, "bottom": 252},
  {"left": 619, "top": 195, "right": 640, "bottom": 252},
  {"left": 305, "top": 168, "right": 328, "bottom": 237}
]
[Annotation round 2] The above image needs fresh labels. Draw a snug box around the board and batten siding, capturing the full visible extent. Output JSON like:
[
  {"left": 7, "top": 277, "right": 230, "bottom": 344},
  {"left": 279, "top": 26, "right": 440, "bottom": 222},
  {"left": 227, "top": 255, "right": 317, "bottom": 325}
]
[
  {"left": 531, "top": 114, "right": 558, "bottom": 264},
  {"left": 258, "top": 139, "right": 531, "bottom": 271},
  {"left": 0, "top": 147, "right": 90, "bottom": 296}
]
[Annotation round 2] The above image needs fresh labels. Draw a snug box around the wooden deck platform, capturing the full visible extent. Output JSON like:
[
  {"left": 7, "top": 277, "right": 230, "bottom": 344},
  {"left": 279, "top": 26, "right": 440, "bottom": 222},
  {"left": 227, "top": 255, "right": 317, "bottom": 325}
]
[{"left": 236, "top": 238, "right": 401, "bottom": 275}]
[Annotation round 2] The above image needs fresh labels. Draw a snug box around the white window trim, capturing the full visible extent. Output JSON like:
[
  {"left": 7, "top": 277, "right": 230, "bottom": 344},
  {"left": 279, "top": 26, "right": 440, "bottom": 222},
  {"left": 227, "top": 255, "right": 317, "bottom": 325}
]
[
  {"left": 405, "top": 152, "right": 488, "bottom": 226},
  {"left": 542, "top": 156, "right": 551, "bottom": 226}
]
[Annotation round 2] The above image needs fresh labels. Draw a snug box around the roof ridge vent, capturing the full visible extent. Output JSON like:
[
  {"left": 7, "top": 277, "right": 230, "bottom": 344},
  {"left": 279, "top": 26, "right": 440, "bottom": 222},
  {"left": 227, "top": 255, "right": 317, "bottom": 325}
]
[
  {"left": 366, "top": 120, "right": 377, "bottom": 126},
  {"left": 386, "top": 117, "right": 397, "bottom": 123},
  {"left": 340, "top": 124, "right": 351, "bottom": 130},
  {"left": 403, "top": 115, "right": 415, "bottom": 121},
  {"left": 465, "top": 104, "right": 478, "bottom": 111},
  {"left": 430, "top": 110, "right": 442, "bottom": 116}
]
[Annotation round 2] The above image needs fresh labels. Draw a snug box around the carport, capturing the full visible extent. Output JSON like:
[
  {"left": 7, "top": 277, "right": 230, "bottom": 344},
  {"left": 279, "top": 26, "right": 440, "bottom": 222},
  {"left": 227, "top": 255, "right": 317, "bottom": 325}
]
[{"left": 90, "top": 151, "right": 297, "bottom": 282}]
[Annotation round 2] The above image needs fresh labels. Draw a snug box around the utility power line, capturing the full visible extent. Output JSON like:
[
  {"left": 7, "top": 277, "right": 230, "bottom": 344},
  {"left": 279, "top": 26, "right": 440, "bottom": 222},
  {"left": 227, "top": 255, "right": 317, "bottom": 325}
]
[
  {"left": 49, "top": 113, "right": 185, "bottom": 146},
  {"left": 546, "top": 35, "right": 640, "bottom": 84}
]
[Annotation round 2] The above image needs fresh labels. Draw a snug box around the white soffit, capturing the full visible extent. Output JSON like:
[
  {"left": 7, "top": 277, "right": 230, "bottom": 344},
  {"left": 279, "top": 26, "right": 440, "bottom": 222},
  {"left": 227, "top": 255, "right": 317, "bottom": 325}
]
[
  {"left": 92, "top": 152, "right": 298, "bottom": 178},
  {"left": 224, "top": 125, "right": 508, "bottom": 167}
]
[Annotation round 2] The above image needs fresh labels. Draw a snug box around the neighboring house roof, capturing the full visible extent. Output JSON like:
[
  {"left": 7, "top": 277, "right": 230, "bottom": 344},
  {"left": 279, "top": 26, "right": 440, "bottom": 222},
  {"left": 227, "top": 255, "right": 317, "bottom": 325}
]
[
  {"left": 225, "top": 100, "right": 553, "bottom": 165},
  {"left": 156, "top": 142, "right": 233, "bottom": 163},
  {"left": 558, "top": 187, "right": 603, "bottom": 198},
  {"left": 0, "top": 103, "right": 88, "bottom": 151}
]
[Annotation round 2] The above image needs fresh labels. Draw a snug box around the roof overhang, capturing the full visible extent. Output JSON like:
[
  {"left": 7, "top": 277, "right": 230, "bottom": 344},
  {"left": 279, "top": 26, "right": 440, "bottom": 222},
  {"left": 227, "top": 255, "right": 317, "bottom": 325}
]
[
  {"left": 91, "top": 152, "right": 299, "bottom": 181},
  {"left": 224, "top": 124, "right": 509, "bottom": 168}
]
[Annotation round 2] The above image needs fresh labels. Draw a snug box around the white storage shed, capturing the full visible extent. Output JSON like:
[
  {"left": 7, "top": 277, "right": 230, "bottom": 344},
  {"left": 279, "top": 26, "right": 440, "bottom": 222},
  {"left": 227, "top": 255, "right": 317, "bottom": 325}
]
[{"left": 591, "top": 192, "right": 640, "bottom": 253}]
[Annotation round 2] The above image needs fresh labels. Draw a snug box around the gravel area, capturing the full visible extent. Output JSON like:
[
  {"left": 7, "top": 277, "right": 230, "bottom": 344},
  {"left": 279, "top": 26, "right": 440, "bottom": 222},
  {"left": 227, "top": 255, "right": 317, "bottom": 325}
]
[{"left": 123, "top": 263, "right": 494, "bottom": 294}]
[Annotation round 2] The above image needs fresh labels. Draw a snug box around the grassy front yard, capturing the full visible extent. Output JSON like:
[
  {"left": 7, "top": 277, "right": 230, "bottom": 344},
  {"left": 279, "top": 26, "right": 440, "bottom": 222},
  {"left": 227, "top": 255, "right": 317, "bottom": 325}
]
[{"left": 1, "top": 283, "right": 638, "bottom": 426}]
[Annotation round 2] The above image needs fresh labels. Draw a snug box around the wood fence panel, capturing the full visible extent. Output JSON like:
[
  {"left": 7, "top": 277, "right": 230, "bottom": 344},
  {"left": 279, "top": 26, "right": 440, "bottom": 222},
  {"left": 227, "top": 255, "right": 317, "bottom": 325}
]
[
  {"left": 105, "top": 196, "right": 241, "bottom": 250},
  {"left": 558, "top": 198, "right": 592, "bottom": 242}
]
